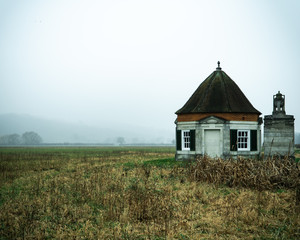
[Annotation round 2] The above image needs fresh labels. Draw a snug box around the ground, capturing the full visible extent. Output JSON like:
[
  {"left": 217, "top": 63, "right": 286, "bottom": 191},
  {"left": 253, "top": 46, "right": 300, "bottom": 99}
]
[{"left": 0, "top": 147, "right": 299, "bottom": 239}]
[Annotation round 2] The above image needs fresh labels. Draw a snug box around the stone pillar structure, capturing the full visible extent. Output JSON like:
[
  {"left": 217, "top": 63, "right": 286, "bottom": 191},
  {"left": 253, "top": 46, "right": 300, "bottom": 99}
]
[{"left": 264, "top": 91, "right": 295, "bottom": 158}]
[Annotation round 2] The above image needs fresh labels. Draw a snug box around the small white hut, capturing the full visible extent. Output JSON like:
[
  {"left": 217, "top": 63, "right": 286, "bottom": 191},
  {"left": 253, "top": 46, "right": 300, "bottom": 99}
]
[{"left": 175, "top": 62, "right": 262, "bottom": 160}]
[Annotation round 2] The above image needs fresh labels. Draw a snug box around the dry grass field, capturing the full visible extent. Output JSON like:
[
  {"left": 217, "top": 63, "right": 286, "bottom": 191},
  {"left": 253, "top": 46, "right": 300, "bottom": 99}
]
[{"left": 0, "top": 147, "right": 299, "bottom": 239}]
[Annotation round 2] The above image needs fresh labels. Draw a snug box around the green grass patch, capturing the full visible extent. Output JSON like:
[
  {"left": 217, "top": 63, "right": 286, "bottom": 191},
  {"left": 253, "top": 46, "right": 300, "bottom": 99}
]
[
  {"left": 122, "top": 157, "right": 188, "bottom": 169},
  {"left": 143, "top": 157, "right": 180, "bottom": 168},
  {"left": 295, "top": 147, "right": 300, "bottom": 162},
  {"left": 0, "top": 183, "right": 21, "bottom": 207}
]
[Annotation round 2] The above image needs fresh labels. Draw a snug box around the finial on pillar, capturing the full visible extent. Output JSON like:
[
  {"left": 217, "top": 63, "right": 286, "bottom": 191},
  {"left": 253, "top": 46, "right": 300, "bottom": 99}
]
[
  {"left": 216, "top": 61, "right": 221, "bottom": 70},
  {"left": 273, "top": 90, "right": 285, "bottom": 115}
]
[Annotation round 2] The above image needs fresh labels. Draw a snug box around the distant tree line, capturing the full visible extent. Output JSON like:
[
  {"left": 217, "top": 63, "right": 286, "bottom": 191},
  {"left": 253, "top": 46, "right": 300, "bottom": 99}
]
[{"left": 0, "top": 131, "right": 43, "bottom": 145}]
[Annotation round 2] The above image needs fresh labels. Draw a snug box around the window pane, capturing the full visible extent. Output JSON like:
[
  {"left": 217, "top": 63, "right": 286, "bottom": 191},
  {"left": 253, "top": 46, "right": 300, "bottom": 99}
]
[
  {"left": 237, "top": 130, "right": 249, "bottom": 150},
  {"left": 182, "top": 130, "right": 191, "bottom": 150}
]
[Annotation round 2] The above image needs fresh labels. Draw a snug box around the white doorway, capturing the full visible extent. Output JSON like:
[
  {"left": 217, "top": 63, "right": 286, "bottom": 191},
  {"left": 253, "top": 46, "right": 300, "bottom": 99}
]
[{"left": 204, "top": 129, "right": 221, "bottom": 157}]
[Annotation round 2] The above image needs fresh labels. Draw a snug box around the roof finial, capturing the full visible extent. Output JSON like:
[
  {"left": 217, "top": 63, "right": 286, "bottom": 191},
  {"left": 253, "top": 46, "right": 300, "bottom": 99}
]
[{"left": 216, "top": 61, "right": 221, "bottom": 70}]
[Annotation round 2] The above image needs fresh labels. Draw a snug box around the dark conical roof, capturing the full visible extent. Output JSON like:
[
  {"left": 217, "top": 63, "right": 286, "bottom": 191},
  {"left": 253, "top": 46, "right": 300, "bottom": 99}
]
[{"left": 176, "top": 65, "right": 261, "bottom": 115}]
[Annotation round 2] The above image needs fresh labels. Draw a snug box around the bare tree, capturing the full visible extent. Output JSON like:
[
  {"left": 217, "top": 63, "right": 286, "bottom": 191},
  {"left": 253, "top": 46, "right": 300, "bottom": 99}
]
[
  {"left": 116, "top": 137, "right": 125, "bottom": 145},
  {"left": 22, "top": 131, "right": 43, "bottom": 145},
  {"left": 0, "top": 134, "right": 21, "bottom": 145}
]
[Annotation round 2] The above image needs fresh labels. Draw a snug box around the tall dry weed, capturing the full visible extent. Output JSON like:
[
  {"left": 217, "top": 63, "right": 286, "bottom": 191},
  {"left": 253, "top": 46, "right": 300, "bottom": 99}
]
[{"left": 188, "top": 155, "right": 300, "bottom": 190}]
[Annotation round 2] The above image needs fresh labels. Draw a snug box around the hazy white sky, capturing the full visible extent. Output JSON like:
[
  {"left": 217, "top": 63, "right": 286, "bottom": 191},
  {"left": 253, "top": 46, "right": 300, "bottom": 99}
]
[{"left": 1, "top": 0, "right": 300, "bottom": 134}]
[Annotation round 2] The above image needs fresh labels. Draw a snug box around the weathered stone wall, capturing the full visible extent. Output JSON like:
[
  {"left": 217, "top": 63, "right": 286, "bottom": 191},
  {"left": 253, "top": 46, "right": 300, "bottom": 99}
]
[{"left": 264, "top": 115, "right": 295, "bottom": 157}]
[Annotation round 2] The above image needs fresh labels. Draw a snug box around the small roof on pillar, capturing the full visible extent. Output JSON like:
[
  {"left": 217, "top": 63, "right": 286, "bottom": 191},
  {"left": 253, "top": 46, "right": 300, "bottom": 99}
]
[{"left": 176, "top": 62, "right": 261, "bottom": 115}]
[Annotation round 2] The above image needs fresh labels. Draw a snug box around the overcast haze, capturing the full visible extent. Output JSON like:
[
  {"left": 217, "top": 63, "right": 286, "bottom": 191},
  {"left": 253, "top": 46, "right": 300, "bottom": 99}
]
[{"left": 0, "top": 0, "right": 300, "bottom": 143}]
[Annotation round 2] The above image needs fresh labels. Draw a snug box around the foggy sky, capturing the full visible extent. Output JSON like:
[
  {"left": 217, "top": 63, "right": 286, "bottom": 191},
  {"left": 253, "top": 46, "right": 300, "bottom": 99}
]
[{"left": 1, "top": 0, "right": 300, "bottom": 137}]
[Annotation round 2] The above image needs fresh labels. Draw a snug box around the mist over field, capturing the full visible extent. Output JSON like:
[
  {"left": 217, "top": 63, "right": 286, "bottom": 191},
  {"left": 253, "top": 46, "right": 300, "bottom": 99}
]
[{"left": 0, "top": 114, "right": 174, "bottom": 144}]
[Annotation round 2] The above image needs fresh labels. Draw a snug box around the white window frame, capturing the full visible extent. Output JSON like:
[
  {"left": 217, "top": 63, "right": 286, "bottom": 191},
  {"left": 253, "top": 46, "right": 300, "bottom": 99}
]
[
  {"left": 237, "top": 130, "right": 250, "bottom": 151},
  {"left": 182, "top": 130, "right": 191, "bottom": 150}
]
